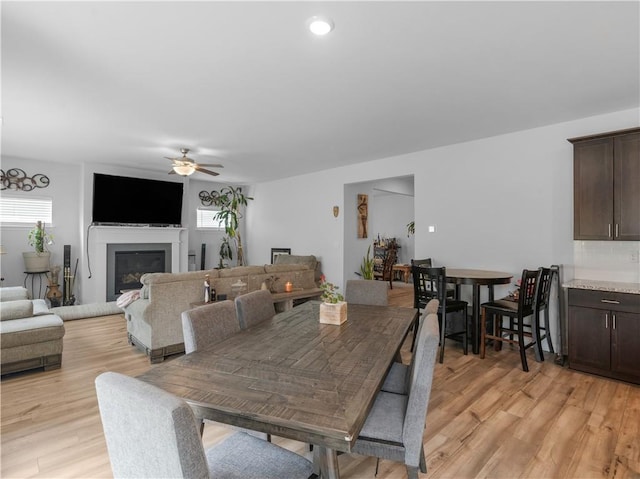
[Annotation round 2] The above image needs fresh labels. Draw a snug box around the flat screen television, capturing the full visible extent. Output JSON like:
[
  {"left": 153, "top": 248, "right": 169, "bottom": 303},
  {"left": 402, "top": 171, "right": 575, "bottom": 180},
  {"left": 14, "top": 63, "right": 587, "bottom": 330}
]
[{"left": 92, "top": 173, "right": 184, "bottom": 226}]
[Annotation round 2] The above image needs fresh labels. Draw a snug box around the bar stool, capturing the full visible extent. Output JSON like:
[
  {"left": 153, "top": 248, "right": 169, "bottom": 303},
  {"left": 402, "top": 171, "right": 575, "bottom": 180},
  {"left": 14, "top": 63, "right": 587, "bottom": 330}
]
[{"left": 480, "top": 268, "right": 540, "bottom": 372}]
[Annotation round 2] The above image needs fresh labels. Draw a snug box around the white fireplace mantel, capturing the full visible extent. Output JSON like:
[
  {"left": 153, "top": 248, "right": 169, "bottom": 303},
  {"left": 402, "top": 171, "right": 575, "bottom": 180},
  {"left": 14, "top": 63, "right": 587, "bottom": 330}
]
[{"left": 83, "top": 226, "right": 187, "bottom": 304}]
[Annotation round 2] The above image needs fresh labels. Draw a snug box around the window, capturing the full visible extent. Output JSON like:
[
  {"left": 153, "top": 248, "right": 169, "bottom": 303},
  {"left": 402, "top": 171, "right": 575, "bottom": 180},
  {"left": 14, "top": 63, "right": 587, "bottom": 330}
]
[
  {"left": 196, "top": 208, "right": 225, "bottom": 229},
  {"left": 0, "top": 196, "right": 53, "bottom": 225}
]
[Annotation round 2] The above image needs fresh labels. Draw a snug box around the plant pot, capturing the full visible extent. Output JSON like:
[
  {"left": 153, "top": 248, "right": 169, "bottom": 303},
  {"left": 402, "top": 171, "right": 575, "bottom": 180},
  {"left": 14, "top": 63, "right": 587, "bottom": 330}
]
[
  {"left": 22, "top": 251, "right": 51, "bottom": 273},
  {"left": 319, "top": 301, "right": 348, "bottom": 325}
]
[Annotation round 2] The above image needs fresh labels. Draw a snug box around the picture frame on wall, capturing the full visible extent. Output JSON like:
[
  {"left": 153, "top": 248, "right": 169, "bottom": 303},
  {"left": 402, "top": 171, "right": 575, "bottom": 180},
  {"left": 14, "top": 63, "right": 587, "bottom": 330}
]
[{"left": 271, "top": 248, "right": 291, "bottom": 264}]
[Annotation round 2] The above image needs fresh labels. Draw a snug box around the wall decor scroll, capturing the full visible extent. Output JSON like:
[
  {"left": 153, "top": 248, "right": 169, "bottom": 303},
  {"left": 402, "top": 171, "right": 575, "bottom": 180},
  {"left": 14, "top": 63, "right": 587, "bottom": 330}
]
[
  {"left": 357, "top": 194, "right": 368, "bottom": 239},
  {"left": 0, "top": 169, "right": 50, "bottom": 191}
]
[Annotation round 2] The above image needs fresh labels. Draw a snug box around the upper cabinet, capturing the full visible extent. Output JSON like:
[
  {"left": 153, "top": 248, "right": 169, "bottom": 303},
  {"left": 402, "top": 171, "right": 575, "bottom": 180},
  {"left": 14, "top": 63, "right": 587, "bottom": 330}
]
[{"left": 568, "top": 127, "right": 640, "bottom": 241}]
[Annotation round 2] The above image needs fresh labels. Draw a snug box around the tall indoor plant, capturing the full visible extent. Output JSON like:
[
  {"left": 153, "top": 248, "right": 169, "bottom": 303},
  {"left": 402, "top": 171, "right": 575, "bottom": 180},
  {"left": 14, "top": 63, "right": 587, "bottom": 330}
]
[
  {"left": 208, "top": 186, "right": 253, "bottom": 266},
  {"left": 23, "top": 221, "right": 53, "bottom": 272}
]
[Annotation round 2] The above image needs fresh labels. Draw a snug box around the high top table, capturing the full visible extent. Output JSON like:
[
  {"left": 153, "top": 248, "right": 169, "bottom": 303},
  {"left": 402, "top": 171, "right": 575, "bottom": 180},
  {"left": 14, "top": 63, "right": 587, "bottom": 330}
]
[
  {"left": 137, "top": 300, "right": 417, "bottom": 479},
  {"left": 445, "top": 269, "right": 514, "bottom": 354}
]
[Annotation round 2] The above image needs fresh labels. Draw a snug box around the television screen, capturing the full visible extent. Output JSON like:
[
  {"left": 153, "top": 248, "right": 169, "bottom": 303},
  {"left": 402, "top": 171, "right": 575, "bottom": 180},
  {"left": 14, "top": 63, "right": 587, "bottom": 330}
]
[{"left": 92, "top": 173, "right": 184, "bottom": 226}]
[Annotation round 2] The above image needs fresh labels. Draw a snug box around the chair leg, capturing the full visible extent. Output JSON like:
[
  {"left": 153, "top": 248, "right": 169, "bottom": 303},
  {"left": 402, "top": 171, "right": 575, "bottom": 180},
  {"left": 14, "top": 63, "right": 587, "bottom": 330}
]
[
  {"left": 532, "top": 312, "right": 544, "bottom": 363},
  {"left": 419, "top": 444, "right": 427, "bottom": 473},
  {"left": 438, "top": 312, "right": 446, "bottom": 364},
  {"left": 406, "top": 466, "right": 420, "bottom": 479},
  {"left": 517, "top": 317, "right": 529, "bottom": 372},
  {"left": 410, "top": 314, "right": 420, "bottom": 352},
  {"left": 480, "top": 307, "right": 487, "bottom": 359},
  {"left": 494, "top": 314, "right": 503, "bottom": 351},
  {"left": 544, "top": 307, "right": 555, "bottom": 353},
  {"left": 462, "top": 311, "right": 468, "bottom": 355}
]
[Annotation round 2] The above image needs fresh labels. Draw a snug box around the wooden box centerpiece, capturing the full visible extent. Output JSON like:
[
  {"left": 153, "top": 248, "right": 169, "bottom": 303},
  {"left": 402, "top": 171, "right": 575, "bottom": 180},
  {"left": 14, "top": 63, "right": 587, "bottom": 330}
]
[{"left": 319, "top": 301, "right": 347, "bottom": 325}]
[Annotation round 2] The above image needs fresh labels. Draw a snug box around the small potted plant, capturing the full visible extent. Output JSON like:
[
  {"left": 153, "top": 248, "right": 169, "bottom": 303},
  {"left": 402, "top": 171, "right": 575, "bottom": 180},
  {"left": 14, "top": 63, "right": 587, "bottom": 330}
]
[
  {"left": 319, "top": 275, "right": 347, "bottom": 325},
  {"left": 23, "top": 221, "right": 53, "bottom": 272}
]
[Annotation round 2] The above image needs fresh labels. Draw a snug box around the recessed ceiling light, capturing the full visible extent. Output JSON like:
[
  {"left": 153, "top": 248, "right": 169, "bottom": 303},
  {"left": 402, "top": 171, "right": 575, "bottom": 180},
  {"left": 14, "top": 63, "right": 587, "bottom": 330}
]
[{"left": 307, "top": 16, "right": 334, "bottom": 36}]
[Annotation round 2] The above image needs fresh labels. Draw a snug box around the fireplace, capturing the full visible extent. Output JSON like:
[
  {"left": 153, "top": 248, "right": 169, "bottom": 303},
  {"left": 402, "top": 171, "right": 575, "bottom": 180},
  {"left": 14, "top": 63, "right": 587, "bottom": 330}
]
[{"left": 106, "top": 243, "right": 171, "bottom": 301}]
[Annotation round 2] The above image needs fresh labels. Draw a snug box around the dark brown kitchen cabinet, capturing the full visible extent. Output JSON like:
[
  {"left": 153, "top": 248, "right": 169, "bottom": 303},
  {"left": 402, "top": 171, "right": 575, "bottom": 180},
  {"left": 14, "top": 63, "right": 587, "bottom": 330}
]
[
  {"left": 568, "top": 288, "right": 640, "bottom": 384},
  {"left": 568, "top": 128, "right": 640, "bottom": 241}
]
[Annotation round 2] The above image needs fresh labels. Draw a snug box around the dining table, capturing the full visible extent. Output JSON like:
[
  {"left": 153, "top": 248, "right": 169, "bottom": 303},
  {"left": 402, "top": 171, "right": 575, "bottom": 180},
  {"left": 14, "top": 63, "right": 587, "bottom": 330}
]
[
  {"left": 445, "top": 268, "right": 514, "bottom": 354},
  {"left": 137, "top": 300, "right": 417, "bottom": 479}
]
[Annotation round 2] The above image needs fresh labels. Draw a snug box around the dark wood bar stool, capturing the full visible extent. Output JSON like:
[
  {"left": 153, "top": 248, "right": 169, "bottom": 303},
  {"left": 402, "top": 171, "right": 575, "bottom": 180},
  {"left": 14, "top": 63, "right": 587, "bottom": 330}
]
[
  {"left": 412, "top": 265, "right": 468, "bottom": 363},
  {"left": 480, "top": 268, "right": 540, "bottom": 372}
]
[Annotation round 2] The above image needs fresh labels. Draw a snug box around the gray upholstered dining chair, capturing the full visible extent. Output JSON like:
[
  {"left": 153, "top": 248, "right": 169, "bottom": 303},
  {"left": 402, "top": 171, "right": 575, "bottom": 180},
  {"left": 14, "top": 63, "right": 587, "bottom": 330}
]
[
  {"left": 351, "top": 312, "right": 440, "bottom": 479},
  {"left": 181, "top": 300, "right": 240, "bottom": 354},
  {"left": 344, "top": 279, "right": 389, "bottom": 306},
  {"left": 95, "top": 372, "right": 314, "bottom": 479},
  {"left": 381, "top": 299, "right": 439, "bottom": 395},
  {"left": 181, "top": 300, "right": 270, "bottom": 441},
  {"left": 234, "top": 289, "right": 276, "bottom": 329}
]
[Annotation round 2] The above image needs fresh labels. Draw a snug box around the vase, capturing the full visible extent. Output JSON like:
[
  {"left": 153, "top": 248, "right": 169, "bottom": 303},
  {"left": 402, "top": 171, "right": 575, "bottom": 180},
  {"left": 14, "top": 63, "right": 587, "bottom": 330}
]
[
  {"left": 22, "top": 251, "right": 51, "bottom": 273},
  {"left": 319, "top": 301, "right": 348, "bottom": 325},
  {"left": 46, "top": 283, "right": 63, "bottom": 307}
]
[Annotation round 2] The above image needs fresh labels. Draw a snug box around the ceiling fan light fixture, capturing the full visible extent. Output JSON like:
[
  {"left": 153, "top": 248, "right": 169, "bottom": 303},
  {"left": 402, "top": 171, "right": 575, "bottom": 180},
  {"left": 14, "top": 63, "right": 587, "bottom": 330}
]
[
  {"left": 173, "top": 164, "right": 196, "bottom": 176},
  {"left": 307, "top": 16, "right": 334, "bottom": 35}
]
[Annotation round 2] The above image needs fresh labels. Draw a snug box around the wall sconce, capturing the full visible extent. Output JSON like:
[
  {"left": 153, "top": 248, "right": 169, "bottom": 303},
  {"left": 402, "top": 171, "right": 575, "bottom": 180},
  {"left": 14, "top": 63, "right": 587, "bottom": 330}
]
[{"left": 333, "top": 206, "right": 339, "bottom": 217}]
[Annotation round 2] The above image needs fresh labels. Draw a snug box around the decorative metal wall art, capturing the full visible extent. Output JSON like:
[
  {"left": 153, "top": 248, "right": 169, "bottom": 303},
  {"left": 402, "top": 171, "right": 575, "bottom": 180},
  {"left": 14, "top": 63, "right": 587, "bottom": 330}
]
[{"left": 1, "top": 169, "right": 50, "bottom": 191}]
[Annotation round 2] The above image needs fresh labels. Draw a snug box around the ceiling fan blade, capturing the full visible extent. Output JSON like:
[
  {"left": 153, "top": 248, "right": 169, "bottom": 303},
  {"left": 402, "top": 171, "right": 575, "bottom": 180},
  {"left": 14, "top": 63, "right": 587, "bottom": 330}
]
[
  {"left": 196, "top": 163, "right": 224, "bottom": 168},
  {"left": 195, "top": 167, "right": 219, "bottom": 176}
]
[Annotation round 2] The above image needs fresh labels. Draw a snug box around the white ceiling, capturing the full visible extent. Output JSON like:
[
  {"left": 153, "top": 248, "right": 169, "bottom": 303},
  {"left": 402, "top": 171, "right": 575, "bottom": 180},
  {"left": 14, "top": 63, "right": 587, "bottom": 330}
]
[{"left": 2, "top": 1, "right": 639, "bottom": 184}]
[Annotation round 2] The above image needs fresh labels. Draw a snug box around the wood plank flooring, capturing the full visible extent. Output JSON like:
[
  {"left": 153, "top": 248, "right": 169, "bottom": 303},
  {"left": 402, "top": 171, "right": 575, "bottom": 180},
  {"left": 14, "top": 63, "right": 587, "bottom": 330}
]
[{"left": 2, "top": 282, "right": 639, "bottom": 478}]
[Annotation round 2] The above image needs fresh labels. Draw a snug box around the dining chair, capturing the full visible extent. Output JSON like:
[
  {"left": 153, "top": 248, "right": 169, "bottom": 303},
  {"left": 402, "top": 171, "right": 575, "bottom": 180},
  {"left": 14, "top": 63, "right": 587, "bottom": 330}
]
[
  {"left": 480, "top": 268, "right": 540, "bottom": 372},
  {"left": 181, "top": 299, "right": 270, "bottom": 441},
  {"left": 532, "top": 266, "right": 556, "bottom": 359},
  {"left": 411, "top": 265, "right": 468, "bottom": 362},
  {"left": 351, "top": 312, "right": 439, "bottom": 479},
  {"left": 381, "top": 299, "right": 439, "bottom": 395},
  {"left": 344, "top": 279, "right": 389, "bottom": 306},
  {"left": 181, "top": 300, "right": 240, "bottom": 354},
  {"left": 95, "top": 372, "right": 314, "bottom": 479},
  {"left": 234, "top": 289, "right": 276, "bottom": 329}
]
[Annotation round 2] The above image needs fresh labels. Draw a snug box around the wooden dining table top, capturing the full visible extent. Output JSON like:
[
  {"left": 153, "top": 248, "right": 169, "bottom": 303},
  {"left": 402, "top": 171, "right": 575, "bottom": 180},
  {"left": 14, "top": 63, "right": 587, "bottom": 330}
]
[
  {"left": 445, "top": 268, "right": 513, "bottom": 286},
  {"left": 137, "top": 300, "right": 417, "bottom": 453}
]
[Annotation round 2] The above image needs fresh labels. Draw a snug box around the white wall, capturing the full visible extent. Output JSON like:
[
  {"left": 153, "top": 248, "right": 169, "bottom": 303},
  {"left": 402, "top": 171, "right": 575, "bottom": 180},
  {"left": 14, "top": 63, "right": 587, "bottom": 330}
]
[
  {"left": 2, "top": 107, "right": 637, "bottom": 303},
  {"left": 246, "top": 108, "right": 639, "bottom": 304},
  {"left": 1, "top": 159, "right": 80, "bottom": 291}
]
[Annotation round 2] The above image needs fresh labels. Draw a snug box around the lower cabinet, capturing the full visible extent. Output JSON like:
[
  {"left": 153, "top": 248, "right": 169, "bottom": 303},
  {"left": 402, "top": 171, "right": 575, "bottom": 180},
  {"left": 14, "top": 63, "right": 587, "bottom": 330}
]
[{"left": 568, "top": 289, "right": 640, "bottom": 384}]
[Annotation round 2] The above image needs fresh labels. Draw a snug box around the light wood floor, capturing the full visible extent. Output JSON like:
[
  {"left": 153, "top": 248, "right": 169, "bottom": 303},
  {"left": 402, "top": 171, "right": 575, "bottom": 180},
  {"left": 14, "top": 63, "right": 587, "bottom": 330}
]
[{"left": 2, "top": 283, "right": 639, "bottom": 478}]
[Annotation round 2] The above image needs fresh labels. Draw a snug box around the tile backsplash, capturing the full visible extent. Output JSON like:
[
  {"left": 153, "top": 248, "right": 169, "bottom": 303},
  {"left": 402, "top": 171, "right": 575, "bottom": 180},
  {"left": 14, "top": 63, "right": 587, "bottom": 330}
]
[{"left": 573, "top": 241, "right": 640, "bottom": 283}]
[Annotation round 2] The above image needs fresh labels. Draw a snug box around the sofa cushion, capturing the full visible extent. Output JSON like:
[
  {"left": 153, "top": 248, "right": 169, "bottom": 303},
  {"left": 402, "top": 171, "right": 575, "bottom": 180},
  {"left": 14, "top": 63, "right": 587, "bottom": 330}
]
[
  {"left": 0, "top": 300, "right": 34, "bottom": 321},
  {"left": 274, "top": 254, "right": 317, "bottom": 271},
  {"left": 264, "top": 264, "right": 309, "bottom": 273},
  {"left": 0, "top": 314, "right": 65, "bottom": 348},
  {"left": 141, "top": 270, "right": 219, "bottom": 285},
  {"left": 0, "top": 287, "right": 29, "bottom": 302},
  {"left": 219, "top": 266, "right": 266, "bottom": 277}
]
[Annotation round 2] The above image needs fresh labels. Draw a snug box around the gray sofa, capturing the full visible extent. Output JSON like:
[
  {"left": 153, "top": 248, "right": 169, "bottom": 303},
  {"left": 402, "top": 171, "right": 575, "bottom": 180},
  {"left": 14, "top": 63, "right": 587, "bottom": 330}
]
[
  {"left": 123, "top": 259, "right": 321, "bottom": 363},
  {"left": 0, "top": 287, "right": 66, "bottom": 375}
]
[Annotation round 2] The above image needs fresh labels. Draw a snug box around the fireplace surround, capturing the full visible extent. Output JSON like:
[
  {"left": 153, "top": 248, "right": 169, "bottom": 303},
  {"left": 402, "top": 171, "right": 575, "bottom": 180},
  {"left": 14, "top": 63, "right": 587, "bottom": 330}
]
[{"left": 84, "top": 226, "right": 186, "bottom": 304}]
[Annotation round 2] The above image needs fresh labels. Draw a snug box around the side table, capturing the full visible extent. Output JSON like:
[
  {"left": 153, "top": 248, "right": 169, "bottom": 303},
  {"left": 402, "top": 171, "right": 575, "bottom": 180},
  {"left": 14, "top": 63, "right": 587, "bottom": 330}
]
[
  {"left": 392, "top": 264, "right": 412, "bottom": 283},
  {"left": 24, "top": 270, "right": 49, "bottom": 299}
]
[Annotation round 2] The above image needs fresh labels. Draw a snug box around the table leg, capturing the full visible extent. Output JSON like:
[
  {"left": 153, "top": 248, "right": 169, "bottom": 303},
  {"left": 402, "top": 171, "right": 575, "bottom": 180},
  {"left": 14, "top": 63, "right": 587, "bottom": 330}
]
[{"left": 314, "top": 445, "right": 340, "bottom": 479}]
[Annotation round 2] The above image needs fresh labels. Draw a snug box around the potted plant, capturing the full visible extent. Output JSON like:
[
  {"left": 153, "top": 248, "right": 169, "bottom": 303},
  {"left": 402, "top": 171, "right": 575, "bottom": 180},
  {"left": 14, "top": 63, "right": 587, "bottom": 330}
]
[
  {"left": 319, "top": 275, "right": 347, "bottom": 325},
  {"left": 359, "top": 245, "right": 374, "bottom": 280},
  {"left": 208, "top": 186, "right": 253, "bottom": 266},
  {"left": 23, "top": 221, "right": 53, "bottom": 272}
]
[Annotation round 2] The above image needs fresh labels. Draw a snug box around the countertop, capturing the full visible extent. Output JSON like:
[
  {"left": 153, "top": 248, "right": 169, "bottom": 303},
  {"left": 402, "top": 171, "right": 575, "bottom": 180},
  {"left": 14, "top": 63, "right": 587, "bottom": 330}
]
[{"left": 562, "top": 279, "right": 640, "bottom": 295}]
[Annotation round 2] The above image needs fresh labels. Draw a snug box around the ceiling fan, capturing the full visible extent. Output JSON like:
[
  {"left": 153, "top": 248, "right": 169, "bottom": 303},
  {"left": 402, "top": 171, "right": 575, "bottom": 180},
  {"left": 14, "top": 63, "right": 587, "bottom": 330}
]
[{"left": 165, "top": 148, "right": 223, "bottom": 177}]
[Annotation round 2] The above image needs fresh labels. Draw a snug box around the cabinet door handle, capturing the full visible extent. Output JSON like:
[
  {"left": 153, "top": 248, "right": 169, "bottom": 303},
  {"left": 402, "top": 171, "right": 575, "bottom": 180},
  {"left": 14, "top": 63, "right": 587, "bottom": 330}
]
[
  {"left": 608, "top": 224, "right": 612, "bottom": 238},
  {"left": 612, "top": 313, "right": 616, "bottom": 330},
  {"left": 605, "top": 313, "right": 609, "bottom": 329},
  {"left": 600, "top": 299, "right": 620, "bottom": 304},
  {"left": 615, "top": 224, "right": 619, "bottom": 238}
]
